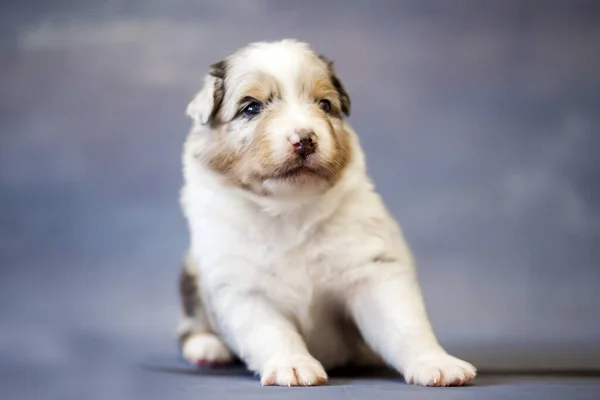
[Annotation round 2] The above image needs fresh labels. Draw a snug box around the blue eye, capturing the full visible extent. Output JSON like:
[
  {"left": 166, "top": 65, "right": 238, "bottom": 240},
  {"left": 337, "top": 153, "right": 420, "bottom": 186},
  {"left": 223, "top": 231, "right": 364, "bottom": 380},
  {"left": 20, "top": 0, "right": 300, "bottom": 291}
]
[{"left": 242, "top": 101, "right": 262, "bottom": 118}]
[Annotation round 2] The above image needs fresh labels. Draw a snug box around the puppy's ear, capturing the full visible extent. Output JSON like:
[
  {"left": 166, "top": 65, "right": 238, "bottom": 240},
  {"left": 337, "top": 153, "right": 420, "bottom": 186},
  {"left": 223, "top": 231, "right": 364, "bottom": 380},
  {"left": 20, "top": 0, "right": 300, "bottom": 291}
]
[
  {"left": 186, "top": 60, "right": 227, "bottom": 126},
  {"left": 319, "top": 55, "right": 351, "bottom": 117}
]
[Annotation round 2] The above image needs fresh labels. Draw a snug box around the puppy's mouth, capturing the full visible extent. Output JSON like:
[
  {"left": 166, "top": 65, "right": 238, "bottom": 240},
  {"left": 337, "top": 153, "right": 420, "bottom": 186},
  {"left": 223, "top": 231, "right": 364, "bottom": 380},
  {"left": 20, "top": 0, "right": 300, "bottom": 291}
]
[
  {"left": 263, "top": 159, "right": 328, "bottom": 182},
  {"left": 275, "top": 166, "right": 318, "bottom": 179}
]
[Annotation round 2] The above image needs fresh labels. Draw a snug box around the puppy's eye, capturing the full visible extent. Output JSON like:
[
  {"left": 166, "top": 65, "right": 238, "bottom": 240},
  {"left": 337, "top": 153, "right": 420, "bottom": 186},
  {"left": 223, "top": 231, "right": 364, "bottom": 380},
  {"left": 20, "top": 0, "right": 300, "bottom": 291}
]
[
  {"left": 318, "top": 99, "right": 332, "bottom": 113},
  {"left": 242, "top": 101, "right": 262, "bottom": 118}
]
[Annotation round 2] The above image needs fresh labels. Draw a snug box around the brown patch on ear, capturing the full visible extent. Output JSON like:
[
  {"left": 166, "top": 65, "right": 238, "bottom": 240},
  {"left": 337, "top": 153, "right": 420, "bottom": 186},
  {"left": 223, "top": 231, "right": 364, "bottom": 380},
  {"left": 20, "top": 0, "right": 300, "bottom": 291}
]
[
  {"left": 331, "top": 73, "right": 351, "bottom": 116},
  {"left": 319, "top": 55, "right": 351, "bottom": 116},
  {"left": 207, "top": 60, "right": 228, "bottom": 127},
  {"left": 209, "top": 60, "right": 227, "bottom": 80}
]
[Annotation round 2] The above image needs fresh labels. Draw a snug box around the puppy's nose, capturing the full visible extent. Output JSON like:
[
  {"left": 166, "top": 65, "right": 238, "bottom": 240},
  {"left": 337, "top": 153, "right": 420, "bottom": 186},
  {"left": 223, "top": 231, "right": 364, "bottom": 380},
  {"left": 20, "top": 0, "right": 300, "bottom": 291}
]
[{"left": 292, "top": 133, "right": 317, "bottom": 158}]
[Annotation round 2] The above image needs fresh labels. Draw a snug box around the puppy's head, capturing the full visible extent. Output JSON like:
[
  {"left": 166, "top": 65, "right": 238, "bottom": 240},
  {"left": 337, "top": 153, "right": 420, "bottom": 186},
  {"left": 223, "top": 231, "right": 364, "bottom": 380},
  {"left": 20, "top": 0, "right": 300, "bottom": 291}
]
[{"left": 187, "top": 39, "right": 353, "bottom": 198}]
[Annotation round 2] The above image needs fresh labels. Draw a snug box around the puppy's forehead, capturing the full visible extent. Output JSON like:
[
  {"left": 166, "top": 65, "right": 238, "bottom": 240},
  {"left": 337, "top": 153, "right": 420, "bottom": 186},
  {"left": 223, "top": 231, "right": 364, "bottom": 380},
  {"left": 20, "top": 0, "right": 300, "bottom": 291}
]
[{"left": 226, "top": 41, "right": 327, "bottom": 91}]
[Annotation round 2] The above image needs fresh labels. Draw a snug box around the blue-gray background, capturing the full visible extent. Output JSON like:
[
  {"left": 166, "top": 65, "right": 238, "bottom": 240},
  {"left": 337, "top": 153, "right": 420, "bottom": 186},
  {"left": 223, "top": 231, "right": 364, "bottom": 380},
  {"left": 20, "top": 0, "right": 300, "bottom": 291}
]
[{"left": 1, "top": 1, "right": 599, "bottom": 398}]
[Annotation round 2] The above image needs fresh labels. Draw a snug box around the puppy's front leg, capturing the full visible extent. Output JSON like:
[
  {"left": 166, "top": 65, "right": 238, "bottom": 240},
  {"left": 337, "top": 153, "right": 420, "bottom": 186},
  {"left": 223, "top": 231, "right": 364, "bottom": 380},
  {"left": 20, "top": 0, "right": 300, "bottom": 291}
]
[
  {"left": 212, "top": 291, "right": 327, "bottom": 386},
  {"left": 347, "top": 267, "right": 476, "bottom": 386}
]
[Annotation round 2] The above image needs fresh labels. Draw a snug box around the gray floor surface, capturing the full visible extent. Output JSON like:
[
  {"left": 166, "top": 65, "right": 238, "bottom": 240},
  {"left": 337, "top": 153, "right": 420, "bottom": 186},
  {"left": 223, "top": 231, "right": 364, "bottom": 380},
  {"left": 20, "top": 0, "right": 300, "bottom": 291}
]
[
  {"left": 2, "top": 1, "right": 600, "bottom": 399},
  {"left": 3, "top": 347, "right": 600, "bottom": 400}
]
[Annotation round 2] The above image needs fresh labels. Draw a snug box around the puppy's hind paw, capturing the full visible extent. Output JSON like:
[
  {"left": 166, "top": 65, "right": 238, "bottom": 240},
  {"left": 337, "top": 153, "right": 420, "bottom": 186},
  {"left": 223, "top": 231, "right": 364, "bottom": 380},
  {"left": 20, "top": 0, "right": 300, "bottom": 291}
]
[{"left": 181, "top": 333, "right": 233, "bottom": 367}]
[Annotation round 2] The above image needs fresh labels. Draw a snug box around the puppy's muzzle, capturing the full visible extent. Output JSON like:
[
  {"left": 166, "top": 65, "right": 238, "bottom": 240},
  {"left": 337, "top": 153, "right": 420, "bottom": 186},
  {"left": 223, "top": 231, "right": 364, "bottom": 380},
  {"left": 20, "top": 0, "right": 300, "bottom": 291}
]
[{"left": 292, "top": 131, "right": 317, "bottom": 159}]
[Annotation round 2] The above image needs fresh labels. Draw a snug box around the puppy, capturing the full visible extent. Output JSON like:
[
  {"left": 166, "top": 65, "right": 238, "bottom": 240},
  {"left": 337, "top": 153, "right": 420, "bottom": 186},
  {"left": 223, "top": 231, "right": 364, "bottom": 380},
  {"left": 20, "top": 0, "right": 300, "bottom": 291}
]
[{"left": 177, "top": 39, "right": 476, "bottom": 387}]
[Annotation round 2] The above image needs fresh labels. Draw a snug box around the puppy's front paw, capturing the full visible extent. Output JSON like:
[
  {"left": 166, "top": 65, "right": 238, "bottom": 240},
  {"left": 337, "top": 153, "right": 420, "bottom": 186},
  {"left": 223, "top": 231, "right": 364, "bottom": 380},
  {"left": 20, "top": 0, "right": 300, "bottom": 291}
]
[
  {"left": 182, "top": 333, "right": 233, "bottom": 367},
  {"left": 403, "top": 353, "right": 476, "bottom": 387},
  {"left": 260, "top": 354, "right": 328, "bottom": 387}
]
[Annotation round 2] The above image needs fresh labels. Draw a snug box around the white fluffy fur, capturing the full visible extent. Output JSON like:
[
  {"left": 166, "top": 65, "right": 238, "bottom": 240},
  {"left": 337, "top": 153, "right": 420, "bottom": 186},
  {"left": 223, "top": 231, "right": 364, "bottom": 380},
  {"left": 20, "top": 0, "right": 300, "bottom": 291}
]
[{"left": 178, "top": 40, "right": 476, "bottom": 387}]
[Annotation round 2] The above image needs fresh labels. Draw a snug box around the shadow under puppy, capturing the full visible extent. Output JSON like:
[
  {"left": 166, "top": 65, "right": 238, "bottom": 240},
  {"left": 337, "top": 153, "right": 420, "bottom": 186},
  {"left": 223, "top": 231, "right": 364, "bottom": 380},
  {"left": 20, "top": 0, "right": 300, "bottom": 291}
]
[{"left": 176, "top": 39, "right": 476, "bottom": 387}]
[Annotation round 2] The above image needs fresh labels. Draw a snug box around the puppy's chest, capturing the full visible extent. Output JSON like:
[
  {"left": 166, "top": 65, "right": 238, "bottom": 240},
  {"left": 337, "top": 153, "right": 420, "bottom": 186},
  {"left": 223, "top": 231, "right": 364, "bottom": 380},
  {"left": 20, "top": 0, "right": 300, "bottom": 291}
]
[
  {"left": 244, "top": 224, "right": 333, "bottom": 289},
  {"left": 201, "top": 213, "right": 339, "bottom": 294},
  {"left": 248, "top": 243, "right": 340, "bottom": 324}
]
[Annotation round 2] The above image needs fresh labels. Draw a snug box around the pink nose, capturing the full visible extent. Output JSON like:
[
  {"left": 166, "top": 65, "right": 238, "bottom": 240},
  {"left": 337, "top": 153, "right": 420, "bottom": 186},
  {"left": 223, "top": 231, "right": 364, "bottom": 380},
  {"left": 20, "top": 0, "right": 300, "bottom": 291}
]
[{"left": 293, "top": 136, "right": 316, "bottom": 158}]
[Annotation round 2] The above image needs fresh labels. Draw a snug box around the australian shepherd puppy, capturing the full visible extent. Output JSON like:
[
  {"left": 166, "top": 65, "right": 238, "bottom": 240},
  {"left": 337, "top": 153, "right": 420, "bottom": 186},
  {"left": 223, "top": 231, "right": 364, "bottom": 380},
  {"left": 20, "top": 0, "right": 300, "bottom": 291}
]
[{"left": 176, "top": 39, "right": 476, "bottom": 387}]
